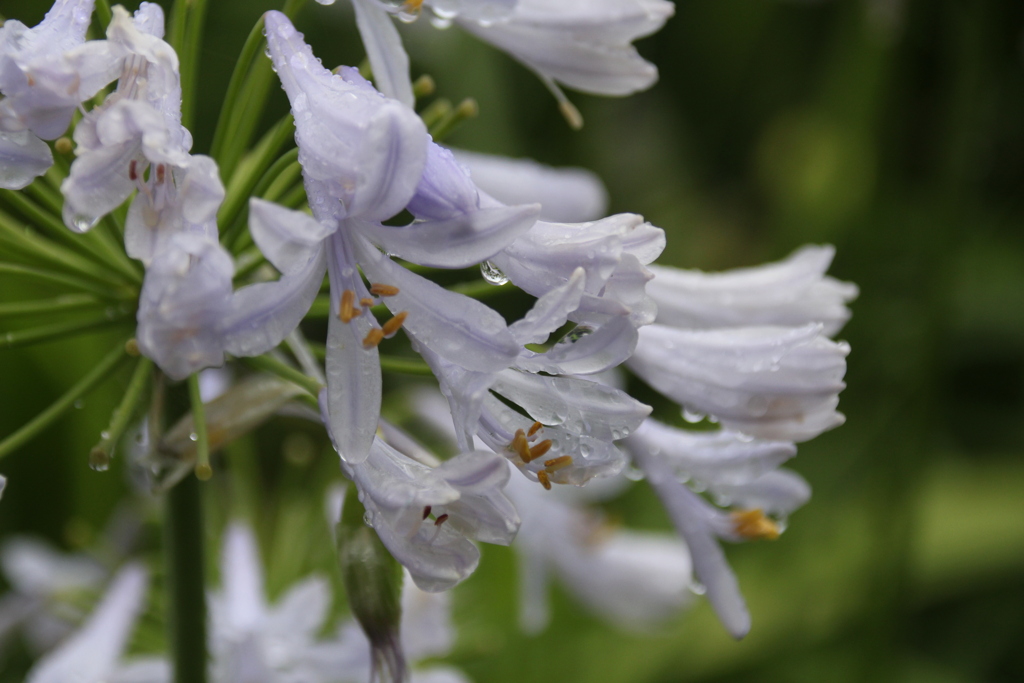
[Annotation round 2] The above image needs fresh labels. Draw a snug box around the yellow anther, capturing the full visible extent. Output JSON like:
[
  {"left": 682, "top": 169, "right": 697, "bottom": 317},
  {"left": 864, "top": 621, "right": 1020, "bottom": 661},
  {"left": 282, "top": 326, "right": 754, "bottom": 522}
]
[
  {"left": 510, "top": 429, "right": 530, "bottom": 461},
  {"left": 537, "top": 470, "right": 552, "bottom": 490},
  {"left": 362, "top": 328, "right": 384, "bottom": 349},
  {"left": 731, "top": 509, "right": 780, "bottom": 541},
  {"left": 543, "top": 455, "right": 572, "bottom": 472},
  {"left": 360, "top": 297, "right": 376, "bottom": 307},
  {"left": 381, "top": 311, "right": 408, "bottom": 338},
  {"left": 434, "top": 513, "right": 449, "bottom": 527},
  {"left": 404, "top": 0, "right": 425, "bottom": 13},
  {"left": 369, "top": 283, "right": 400, "bottom": 297},
  {"left": 526, "top": 440, "right": 552, "bottom": 463},
  {"left": 339, "top": 290, "right": 360, "bottom": 323},
  {"left": 528, "top": 421, "right": 543, "bottom": 438}
]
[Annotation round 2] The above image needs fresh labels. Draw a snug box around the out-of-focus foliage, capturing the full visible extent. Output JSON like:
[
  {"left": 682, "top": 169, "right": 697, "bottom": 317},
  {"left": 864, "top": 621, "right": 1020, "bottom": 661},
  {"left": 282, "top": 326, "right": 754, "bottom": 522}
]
[{"left": 1, "top": 0, "right": 1023, "bottom": 681}]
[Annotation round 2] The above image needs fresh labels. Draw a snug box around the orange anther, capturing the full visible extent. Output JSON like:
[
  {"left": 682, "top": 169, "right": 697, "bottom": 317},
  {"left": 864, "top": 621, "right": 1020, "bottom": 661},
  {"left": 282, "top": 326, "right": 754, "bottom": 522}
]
[
  {"left": 362, "top": 328, "right": 384, "bottom": 348},
  {"left": 381, "top": 311, "right": 408, "bottom": 338},
  {"left": 339, "top": 290, "right": 360, "bottom": 323},
  {"left": 537, "top": 471, "right": 552, "bottom": 490},
  {"left": 369, "top": 283, "right": 400, "bottom": 297},
  {"left": 528, "top": 421, "right": 543, "bottom": 437},
  {"left": 731, "top": 509, "right": 780, "bottom": 541},
  {"left": 543, "top": 455, "right": 573, "bottom": 472},
  {"left": 360, "top": 297, "right": 376, "bottom": 307},
  {"left": 526, "top": 440, "right": 552, "bottom": 463}
]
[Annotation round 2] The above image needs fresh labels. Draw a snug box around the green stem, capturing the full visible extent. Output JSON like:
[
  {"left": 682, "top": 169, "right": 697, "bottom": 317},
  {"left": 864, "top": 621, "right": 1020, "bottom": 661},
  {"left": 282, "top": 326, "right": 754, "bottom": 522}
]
[
  {"left": 1, "top": 313, "right": 131, "bottom": 350},
  {"left": 95, "top": 0, "right": 113, "bottom": 29},
  {"left": 0, "top": 294, "right": 105, "bottom": 319},
  {"left": 164, "top": 475, "right": 209, "bottom": 683},
  {"left": 0, "top": 262, "right": 129, "bottom": 299},
  {"left": 219, "top": 116, "right": 295, "bottom": 250},
  {"left": 3, "top": 188, "right": 128, "bottom": 275},
  {"left": 90, "top": 357, "right": 152, "bottom": 469},
  {"left": 187, "top": 374, "right": 212, "bottom": 480},
  {"left": 178, "top": 0, "right": 209, "bottom": 131},
  {"left": 0, "top": 342, "right": 128, "bottom": 460},
  {"left": 240, "top": 354, "right": 323, "bottom": 397},
  {"left": 209, "top": 15, "right": 268, "bottom": 166}
]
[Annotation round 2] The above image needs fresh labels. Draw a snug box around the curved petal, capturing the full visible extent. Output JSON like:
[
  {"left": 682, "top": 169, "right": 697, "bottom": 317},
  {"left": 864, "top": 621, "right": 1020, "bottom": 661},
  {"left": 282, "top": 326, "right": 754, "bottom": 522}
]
[
  {"left": 352, "top": 0, "right": 414, "bottom": 107},
  {"left": 0, "top": 130, "right": 52, "bottom": 189},
  {"left": 515, "top": 314, "right": 638, "bottom": 375},
  {"left": 222, "top": 246, "right": 327, "bottom": 358},
  {"left": 508, "top": 267, "right": 585, "bottom": 346},
  {"left": 248, "top": 198, "right": 335, "bottom": 275}
]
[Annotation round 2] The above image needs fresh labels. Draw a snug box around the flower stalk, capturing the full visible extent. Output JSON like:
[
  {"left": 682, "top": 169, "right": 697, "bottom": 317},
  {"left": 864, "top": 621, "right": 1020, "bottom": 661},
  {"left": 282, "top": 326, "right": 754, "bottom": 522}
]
[{"left": 164, "top": 475, "right": 209, "bottom": 683}]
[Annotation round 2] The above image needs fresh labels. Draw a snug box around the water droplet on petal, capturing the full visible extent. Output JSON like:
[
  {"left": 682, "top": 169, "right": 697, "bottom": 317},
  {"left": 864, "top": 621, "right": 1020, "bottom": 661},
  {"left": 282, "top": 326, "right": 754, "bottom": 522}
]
[
  {"left": 690, "top": 582, "right": 707, "bottom": 596},
  {"left": 480, "top": 260, "right": 508, "bottom": 285},
  {"left": 188, "top": 432, "right": 198, "bottom": 442},
  {"left": 682, "top": 408, "right": 705, "bottom": 423},
  {"left": 70, "top": 213, "right": 100, "bottom": 233}
]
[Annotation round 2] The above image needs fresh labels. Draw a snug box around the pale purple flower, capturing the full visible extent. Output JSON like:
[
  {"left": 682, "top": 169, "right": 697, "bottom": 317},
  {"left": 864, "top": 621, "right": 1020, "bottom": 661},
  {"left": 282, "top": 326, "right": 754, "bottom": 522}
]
[
  {"left": 315, "top": 0, "right": 674, "bottom": 119},
  {"left": 25, "top": 564, "right": 168, "bottom": 683},
  {"left": 261, "top": 11, "right": 539, "bottom": 463},
  {"left": 623, "top": 246, "right": 855, "bottom": 637},
  {"left": 0, "top": 0, "right": 112, "bottom": 188}
]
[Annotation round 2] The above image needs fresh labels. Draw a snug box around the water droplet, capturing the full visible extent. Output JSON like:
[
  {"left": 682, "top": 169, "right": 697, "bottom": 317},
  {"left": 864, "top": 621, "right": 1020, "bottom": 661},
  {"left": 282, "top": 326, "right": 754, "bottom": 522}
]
[
  {"left": 690, "top": 582, "right": 707, "bottom": 596},
  {"left": 69, "top": 213, "right": 100, "bottom": 233},
  {"left": 188, "top": 432, "right": 198, "bottom": 442},
  {"left": 624, "top": 466, "right": 645, "bottom": 482},
  {"left": 556, "top": 325, "right": 594, "bottom": 346},
  {"left": 480, "top": 261, "right": 508, "bottom": 285},
  {"left": 89, "top": 447, "right": 110, "bottom": 472},
  {"left": 430, "top": 15, "right": 452, "bottom": 29},
  {"left": 99, "top": 430, "right": 110, "bottom": 440},
  {"left": 73, "top": 399, "right": 84, "bottom": 409},
  {"left": 682, "top": 408, "right": 705, "bottom": 423}
]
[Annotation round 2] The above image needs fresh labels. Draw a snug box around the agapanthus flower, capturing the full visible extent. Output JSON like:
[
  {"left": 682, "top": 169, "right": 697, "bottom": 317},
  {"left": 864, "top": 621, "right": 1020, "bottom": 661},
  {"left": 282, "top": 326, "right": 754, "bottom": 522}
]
[
  {"left": 326, "top": 407, "right": 519, "bottom": 591},
  {"left": 314, "top": 0, "right": 675, "bottom": 122},
  {"left": 623, "top": 245, "right": 857, "bottom": 637},
  {"left": 0, "top": 0, "right": 115, "bottom": 189},
  {"left": 25, "top": 564, "right": 167, "bottom": 683},
  {"left": 414, "top": 387, "right": 694, "bottom": 633}
]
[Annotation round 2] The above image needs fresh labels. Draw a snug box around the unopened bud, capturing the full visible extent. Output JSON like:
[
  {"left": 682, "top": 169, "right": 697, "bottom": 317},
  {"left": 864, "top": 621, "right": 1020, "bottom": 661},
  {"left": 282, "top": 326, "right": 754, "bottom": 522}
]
[{"left": 336, "top": 489, "right": 407, "bottom": 683}]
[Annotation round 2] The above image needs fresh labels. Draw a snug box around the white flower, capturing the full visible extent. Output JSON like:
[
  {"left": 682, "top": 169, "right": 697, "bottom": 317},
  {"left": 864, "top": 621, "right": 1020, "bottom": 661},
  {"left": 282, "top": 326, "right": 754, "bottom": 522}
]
[
  {"left": 450, "top": 149, "right": 609, "bottom": 223},
  {"left": 0, "top": 0, "right": 114, "bottom": 188},
  {"left": 25, "top": 564, "right": 168, "bottom": 683},
  {"left": 319, "top": 0, "right": 674, "bottom": 121},
  {"left": 646, "top": 245, "right": 859, "bottom": 337},
  {"left": 336, "top": 429, "right": 519, "bottom": 592},
  {"left": 210, "top": 524, "right": 353, "bottom": 683},
  {"left": 623, "top": 245, "right": 855, "bottom": 637}
]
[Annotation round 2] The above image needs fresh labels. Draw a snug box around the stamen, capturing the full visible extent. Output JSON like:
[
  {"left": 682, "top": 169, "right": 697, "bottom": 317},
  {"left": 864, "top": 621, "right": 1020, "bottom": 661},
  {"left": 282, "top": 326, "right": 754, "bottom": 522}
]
[
  {"left": 731, "top": 509, "right": 780, "bottom": 541},
  {"left": 422, "top": 505, "right": 431, "bottom": 520},
  {"left": 528, "top": 421, "right": 543, "bottom": 438},
  {"left": 339, "top": 290, "right": 361, "bottom": 323},
  {"left": 128, "top": 160, "right": 138, "bottom": 181},
  {"left": 360, "top": 297, "right": 375, "bottom": 307},
  {"left": 362, "top": 328, "right": 384, "bottom": 349},
  {"left": 434, "top": 513, "right": 449, "bottom": 527},
  {"left": 156, "top": 164, "right": 166, "bottom": 184},
  {"left": 510, "top": 429, "right": 530, "bottom": 461},
  {"left": 369, "top": 283, "right": 400, "bottom": 297},
  {"left": 381, "top": 311, "right": 408, "bottom": 338},
  {"left": 543, "top": 455, "right": 572, "bottom": 472},
  {"left": 526, "top": 440, "right": 552, "bottom": 463},
  {"left": 26, "top": 74, "right": 35, "bottom": 87},
  {"left": 537, "top": 471, "right": 552, "bottom": 490}
]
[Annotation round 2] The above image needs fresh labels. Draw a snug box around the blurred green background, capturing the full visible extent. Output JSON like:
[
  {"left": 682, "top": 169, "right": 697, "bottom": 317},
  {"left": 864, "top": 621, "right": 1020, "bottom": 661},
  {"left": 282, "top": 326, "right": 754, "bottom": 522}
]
[{"left": 1, "top": 0, "right": 1023, "bottom": 681}]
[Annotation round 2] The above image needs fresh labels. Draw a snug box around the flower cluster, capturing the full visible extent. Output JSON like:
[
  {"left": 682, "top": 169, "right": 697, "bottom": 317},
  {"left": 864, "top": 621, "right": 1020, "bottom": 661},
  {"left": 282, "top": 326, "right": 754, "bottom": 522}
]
[{"left": 0, "top": 0, "right": 856, "bottom": 677}]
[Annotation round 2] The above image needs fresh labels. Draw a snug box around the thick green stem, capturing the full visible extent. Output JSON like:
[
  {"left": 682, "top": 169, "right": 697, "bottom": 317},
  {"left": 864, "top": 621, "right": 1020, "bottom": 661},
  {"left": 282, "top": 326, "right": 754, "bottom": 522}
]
[
  {"left": 187, "top": 374, "right": 212, "bottom": 480},
  {"left": 164, "top": 476, "right": 209, "bottom": 683}
]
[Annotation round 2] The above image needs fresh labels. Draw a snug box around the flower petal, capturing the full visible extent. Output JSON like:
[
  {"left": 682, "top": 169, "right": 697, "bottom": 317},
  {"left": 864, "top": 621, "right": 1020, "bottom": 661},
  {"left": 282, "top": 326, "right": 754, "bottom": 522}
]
[
  {"left": 351, "top": 0, "right": 414, "bottom": 107},
  {"left": 248, "top": 198, "right": 335, "bottom": 275},
  {"left": 0, "top": 129, "right": 52, "bottom": 189}
]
